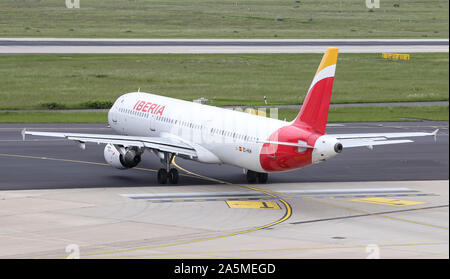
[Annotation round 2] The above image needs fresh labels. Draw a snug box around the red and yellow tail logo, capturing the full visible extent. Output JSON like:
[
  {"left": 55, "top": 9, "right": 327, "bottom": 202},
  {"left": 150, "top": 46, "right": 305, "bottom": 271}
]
[{"left": 293, "top": 47, "right": 339, "bottom": 134}]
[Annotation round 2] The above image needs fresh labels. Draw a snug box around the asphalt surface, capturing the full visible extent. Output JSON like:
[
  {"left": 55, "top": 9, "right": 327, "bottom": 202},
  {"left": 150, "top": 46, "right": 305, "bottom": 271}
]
[
  {"left": 0, "top": 122, "right": 447, "bottom": 190},
  {"left": 1, "top": 39, "right": 448, "bottom": 47},
  {"left": 1, "top": 38, "right": 447, "bottom": 53}
]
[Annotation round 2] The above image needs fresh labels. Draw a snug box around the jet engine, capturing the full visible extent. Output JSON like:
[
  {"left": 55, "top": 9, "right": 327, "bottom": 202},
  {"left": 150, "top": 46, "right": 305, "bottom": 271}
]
[
  {"left": 312, "top": 135, "right": 343, "bottom": 163},
  {"left": 103, "top": 143, "right": 142, "bottom": 169}
]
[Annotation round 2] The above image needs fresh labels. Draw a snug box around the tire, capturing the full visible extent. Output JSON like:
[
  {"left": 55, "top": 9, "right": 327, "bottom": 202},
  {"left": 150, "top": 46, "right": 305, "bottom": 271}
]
[
  {"left": 157, "top": 168, "right": 168, "bottom": 184},
  {"left": 257, "top": 172, "right": 268, "bottom": 184},
  {"left": 168, "top": 168, "right": 179, "bottom": 184},
  {"left": 246, "top": 170, "right": 257, "bottom": 184}
]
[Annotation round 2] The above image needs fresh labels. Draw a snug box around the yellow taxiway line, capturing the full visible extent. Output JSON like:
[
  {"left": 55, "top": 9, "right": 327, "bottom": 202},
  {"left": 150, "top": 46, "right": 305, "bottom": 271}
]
[
  {"left": 0, "top": 152, "right": 292, "bottom": 258},
  {"left": 79, "top": 157, "right": 293, "bottom": 258},
  {"left": 1, "top": 152, "right": 446, "bottom": 258}
]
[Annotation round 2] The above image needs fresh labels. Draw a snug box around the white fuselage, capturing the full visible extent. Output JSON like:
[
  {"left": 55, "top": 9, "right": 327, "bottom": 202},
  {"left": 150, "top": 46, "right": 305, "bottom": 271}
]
[{"left": 108, "top": 92, "right": 287, "bottom": 172}]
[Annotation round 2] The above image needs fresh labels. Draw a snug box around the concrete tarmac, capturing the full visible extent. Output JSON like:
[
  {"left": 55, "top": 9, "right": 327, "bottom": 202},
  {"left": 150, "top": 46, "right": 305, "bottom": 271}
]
[{"left": 0, "top": 122, "right": 448, "bottom": 258}]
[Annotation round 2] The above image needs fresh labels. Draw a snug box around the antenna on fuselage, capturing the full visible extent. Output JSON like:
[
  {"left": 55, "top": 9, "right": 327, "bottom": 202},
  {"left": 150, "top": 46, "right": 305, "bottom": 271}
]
[{"left": 138, "top": 88, "right": 141, "bottom": 93}]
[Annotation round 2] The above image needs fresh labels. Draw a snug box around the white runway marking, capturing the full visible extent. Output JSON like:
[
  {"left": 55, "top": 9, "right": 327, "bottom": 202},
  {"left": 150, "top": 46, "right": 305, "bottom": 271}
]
[{"left": 120, "top": 187, "right": 418, "bottom": 200}]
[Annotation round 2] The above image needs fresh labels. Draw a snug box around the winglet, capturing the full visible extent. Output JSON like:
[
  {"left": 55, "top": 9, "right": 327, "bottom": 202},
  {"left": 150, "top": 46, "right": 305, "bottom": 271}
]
[
  {"left": 77, "top": 141, "right": 86, "bottom": 150},
  {"left": 431, "top": 129, "right": 439, "bottom": 142},
  {"left": 21, "top": 128, "right": 26, "bottom": 141}
]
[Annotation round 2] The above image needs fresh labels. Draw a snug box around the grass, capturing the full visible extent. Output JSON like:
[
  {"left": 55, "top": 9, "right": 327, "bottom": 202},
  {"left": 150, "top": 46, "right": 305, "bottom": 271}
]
[
  {"left": 1, "top": 106, "right": 447, "bottom": 123},
  {"left": 0, "top": 0, "right": 447, "bottom": 38},
  {"left": 0, "top": 112, "right": 108, "bottom": 123},
  {"left": 0, "top": 53, "right": 448, "bottom": 109}
]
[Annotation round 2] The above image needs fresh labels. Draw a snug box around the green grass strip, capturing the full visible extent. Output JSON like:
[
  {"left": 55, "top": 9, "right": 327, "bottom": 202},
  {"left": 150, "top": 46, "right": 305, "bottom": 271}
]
[
  {"left": 0, "top": 53, "right": 448, "bottom": 109},
  {"left": 1, "top": 106, "right": 447, "bottom": 123}
]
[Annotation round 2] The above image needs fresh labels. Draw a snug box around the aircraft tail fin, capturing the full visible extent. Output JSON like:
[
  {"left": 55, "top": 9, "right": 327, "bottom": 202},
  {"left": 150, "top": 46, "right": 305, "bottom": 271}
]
[{"left": 292, "top": 47, "right": 339, "bottom": 134}]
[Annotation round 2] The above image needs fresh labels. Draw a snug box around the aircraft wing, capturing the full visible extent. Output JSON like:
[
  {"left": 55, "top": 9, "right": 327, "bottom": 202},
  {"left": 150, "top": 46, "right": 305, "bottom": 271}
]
[
  {"left": 330, "top": 129, "right": 438, "bottom": 149},
  {"left": 22, "top": 129, "right": 197, "bottom": 157}
]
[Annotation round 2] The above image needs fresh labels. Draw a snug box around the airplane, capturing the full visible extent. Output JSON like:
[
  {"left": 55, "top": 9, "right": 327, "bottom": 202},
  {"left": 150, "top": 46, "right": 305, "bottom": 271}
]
[{"left": 22, "top": 47, "right": 438, "bottom": 184}]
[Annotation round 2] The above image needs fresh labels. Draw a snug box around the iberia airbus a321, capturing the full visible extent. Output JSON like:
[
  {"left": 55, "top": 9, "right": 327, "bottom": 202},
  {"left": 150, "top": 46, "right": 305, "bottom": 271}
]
[{"left": 23, "top": 48, "right": 438, "bottom": 184}]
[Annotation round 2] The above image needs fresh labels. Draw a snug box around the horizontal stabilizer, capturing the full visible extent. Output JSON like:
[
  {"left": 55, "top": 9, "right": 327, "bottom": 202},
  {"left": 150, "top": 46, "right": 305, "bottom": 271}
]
[
  {"left": 330, "top": 129, "right": 439, "bottom": 149},
  {"left": 340, "top": 139, "right": 413, "bottom": 148},
  {"left": 331, "top": 130, "right": 438, "bottom": 140}
]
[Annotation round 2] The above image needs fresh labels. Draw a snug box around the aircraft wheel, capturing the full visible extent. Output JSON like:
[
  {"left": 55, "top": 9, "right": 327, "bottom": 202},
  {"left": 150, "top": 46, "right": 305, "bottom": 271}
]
[
  {"left": 168, "top": 168, "right": 179, "bottom": 184},
  {"left": 257, "top": 172, "right": 268, "bottom": 184},
  {"left": 157, "top": 168, "right": 168, "bottom": 184},
  {"left": 246, "top": 170, "right": 257, "bottom": 184}
]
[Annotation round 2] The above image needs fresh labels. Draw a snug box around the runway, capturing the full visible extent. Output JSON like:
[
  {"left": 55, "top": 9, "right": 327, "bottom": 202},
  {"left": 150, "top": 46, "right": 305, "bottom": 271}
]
[
  {"left": 0, "top": 122, "right": 448, "bottom": 258},
  {"left": 0, "top": 122, "right": 447, "bottom": 190},
  {"left": 0, "top": 38, "right": 448, "bottom": 53}
]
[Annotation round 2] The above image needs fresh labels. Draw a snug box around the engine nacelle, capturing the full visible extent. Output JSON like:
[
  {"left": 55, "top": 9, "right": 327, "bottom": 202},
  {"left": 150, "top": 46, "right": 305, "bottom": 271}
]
[
  {"left": 103, "top": 144, "right": 142, "bottom": 169},
  {"left": 312, "top": 135, "right": 343, "bottom": 164}
]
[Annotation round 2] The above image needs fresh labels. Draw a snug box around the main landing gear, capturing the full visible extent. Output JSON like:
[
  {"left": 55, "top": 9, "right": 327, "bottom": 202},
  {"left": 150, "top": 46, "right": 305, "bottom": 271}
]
[
  {"left": 245, "top": 169, "right": 269, "bottom": 184},
  {"left": 157, "top": 152, "right": 179, "bottom": 184}
]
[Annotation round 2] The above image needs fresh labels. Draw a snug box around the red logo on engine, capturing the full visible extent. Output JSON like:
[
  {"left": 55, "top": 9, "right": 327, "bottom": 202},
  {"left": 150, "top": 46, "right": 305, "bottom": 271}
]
[{"left": 133, "top": 100, "right": 165, "bottom": 115}]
